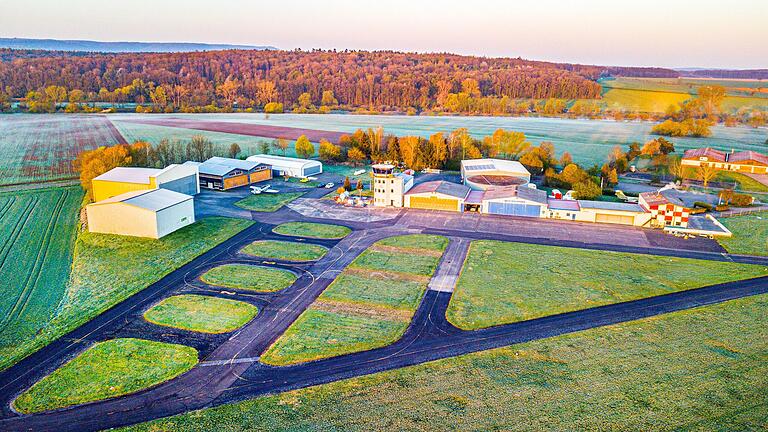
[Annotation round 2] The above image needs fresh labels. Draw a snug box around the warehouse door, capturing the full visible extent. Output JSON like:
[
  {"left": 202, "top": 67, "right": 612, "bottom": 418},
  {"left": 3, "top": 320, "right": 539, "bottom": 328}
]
[
  {"left": 595, "top": 213, "right": 634, "bottom": 225},
  {"left": 409, "top": 196, "right": 459, "bottom": 212},
  {"left": 223, "top": 175, "right": 249, "bottom": 190},
  {"left": 487, "top": 202, "right": 540, "bottom": 217}
]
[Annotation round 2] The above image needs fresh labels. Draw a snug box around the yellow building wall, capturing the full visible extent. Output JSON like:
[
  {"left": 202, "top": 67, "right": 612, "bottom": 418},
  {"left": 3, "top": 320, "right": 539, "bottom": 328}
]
[
  {"left": 249, "top": 170, "right": 272, "bottom": 184},
  {"left": 86, "top": 202, "right": 159, "bottom": 238},
  {"left": 92, "top": 178, "right": 157, "bottom": 202}
]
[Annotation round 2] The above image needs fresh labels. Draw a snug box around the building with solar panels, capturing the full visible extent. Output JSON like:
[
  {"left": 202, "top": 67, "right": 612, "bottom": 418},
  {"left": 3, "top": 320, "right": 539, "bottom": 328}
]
[{"left": 461, "top": 158, "right": 531, "bottom": 190}]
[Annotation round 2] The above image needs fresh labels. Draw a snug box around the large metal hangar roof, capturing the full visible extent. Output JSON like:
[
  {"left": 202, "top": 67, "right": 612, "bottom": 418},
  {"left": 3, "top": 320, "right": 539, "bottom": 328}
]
[
  {"left": 90, "top": 188, "right": 192, "bottom": 212},
  {"left": 405, "top": 181, "right": 471, "bottom": 199},
  {"left": 246, "top": 154, "right": 322, "bottom": 169},
  {"left": 93, "top": 167, "right": 162, "bottom": 184},
  {"left": 461, "top": 158, "right": 530, "bottom": 175}
]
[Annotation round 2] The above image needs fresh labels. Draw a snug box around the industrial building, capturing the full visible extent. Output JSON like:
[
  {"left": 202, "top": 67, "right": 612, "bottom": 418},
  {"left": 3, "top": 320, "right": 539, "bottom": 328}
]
[
  {"left": 372, "top": 164, "right": 414, "bottom": 207},
  {"left": 481, "top": 186, "right": 548, "bottom": 217},
  {"left": 91, "top": 165, "right": 199, "bottom": 202},
  {"left": 246, "top": 154, "right": 323, "bottom": 178},
  {"left": 682, "top": 147, "right": 768, "bottom": 174},
  {"left": 188, "top": 157, "right": 272, "bottom": 191},
  {"left": 404, "top": 181, "right": 471, "bottom": 212},
  {"left": 461, "top": 158, "right": 531, "bottom": 190},
  {"left": 86, "top": 189, "right": 195, "bottom": 239}
]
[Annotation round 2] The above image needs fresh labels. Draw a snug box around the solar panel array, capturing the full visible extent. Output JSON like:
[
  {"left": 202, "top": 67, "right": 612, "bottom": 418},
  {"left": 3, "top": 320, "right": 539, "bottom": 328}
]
[{"left": 464, "top": 163, "right": 495, "bottom": 171}]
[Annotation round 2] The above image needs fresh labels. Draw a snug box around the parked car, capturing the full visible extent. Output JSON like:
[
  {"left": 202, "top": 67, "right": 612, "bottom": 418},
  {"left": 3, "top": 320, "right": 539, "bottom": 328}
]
[{"left": 324, "top": 182, "right": 335, "bottom": 189}]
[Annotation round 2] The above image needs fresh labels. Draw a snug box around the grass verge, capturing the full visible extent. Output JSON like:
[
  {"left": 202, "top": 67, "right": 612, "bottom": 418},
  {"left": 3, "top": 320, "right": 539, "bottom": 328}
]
[
  {"left": 144, "top": 294, "right": 258, "bottom": 333},
  {"left": 201, "top": 264, "right": 297, "bottom": 292},
  {"left": 14, "top": 338, "right": 197, "bottom": 414},
  {"left": 241, "top": 240, "right": 328, "bottom": 261},
  {"left": 718, "top": 212, "right": 768, "bottom": 256},
  {"left": 447, "top": 240, "right": 768, "bottom": 330},
  {"left": 235, "top": 192, "right": 304, "bottom": 212},
  {"left": 273, "top": 222, "right": 351, "bottom": 239},
  {"left": 122, "top": 294, "right": 768, "bottom": 431}
]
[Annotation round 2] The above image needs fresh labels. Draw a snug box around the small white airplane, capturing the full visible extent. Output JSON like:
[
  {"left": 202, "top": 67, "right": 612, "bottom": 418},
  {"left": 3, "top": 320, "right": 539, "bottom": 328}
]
[
  {"left": 250, "top": 184, "right": 277, "bottom": 194},
  {"left": 353, "top": 169, "right": 366, "bottom": 176}
]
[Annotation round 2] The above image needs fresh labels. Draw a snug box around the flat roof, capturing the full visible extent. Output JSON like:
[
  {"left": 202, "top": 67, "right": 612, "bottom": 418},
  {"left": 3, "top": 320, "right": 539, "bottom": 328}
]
[
  {"left": 461, "top": 158, "right": 530, "bottom": 175},
  {"left": 548, "top": 199, "right": 580, "bottom": 211},
  {"left": 92, "top": 188, "right": 192, "bottom": 212},
  {"left": 93, "top": 167, "right": 162, "bottom": 184},
  {"left": 578, "top": 200, "right": 645, "bottom": 213},
  {"left": 406, "top": 180, "right": 471, "bottom": 199}
]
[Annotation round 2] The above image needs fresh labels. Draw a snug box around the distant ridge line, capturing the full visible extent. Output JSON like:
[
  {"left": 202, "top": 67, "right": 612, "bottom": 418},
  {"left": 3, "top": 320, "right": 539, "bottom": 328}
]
[{"left": 0, "top": 37, "right": 276, "bottom": 53}]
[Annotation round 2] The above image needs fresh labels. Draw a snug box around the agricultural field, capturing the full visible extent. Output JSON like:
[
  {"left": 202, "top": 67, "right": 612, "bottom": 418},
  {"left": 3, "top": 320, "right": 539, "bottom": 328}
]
[
  {"left": 143, "top": 294, "right": 258, "bottom": 333},
  {"left": 0, "top": 216, "right": 252, "bottom": 371},
  {"left": 0, "top": 187, "right": 83, "bottom": 370},
  {"left": 446, "top": 240, "right": 768, "bottom": 330},
  {"left": 272, "top": 222, "right": 352, "bottom": 239},
  {"left": 0, "top": 115, "right": 127, "bottom": 185},
  {"left": 261, "top": 235, "right": 445, "bottom": 365},
  {"left": 718, "top": 212, "right": 768, "bottom": 256},
  {"left": 14, "top": 338, "right": 197, "bottom": 414},
  {"left": 124, "top": 294, "right": 768, "bottom": 432},
  {"left": 234, "top": 192, "right": 304, "bottom": 212},
  {"left": 200, "top": 264, "right": 297, "bottom": 292},
  {"left": 241, "top": 240, "right": 328, "bottom": 261}
]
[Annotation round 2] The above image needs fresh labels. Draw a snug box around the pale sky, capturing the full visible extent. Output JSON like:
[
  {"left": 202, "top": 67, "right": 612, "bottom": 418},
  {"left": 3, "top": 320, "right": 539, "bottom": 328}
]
[{"left": 1, "top": 0, "right": 766, "bottom": 68}]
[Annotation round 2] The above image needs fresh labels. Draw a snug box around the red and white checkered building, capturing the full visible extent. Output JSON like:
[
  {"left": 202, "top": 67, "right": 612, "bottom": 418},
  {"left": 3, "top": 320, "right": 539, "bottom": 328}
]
[{"left": 639, "top": 191, "right": 690, "bottom": 228}]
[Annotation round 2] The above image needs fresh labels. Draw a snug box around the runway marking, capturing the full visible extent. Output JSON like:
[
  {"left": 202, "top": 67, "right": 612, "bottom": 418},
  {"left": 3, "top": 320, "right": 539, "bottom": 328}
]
[{"left": 200, "top": 357, "right": 261, "bottom": 367}]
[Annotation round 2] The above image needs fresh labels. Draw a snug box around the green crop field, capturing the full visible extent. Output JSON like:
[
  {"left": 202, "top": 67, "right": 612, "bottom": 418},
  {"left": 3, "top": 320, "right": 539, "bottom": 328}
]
[
  {"left": 0, "top": 187, "right": 83, "bottom": 371},
  {"left": 0, "top": 216, "right": 251, "bottom": 372},
  {"left": 0, "top": 115, "right": 128, "bottom": 185},
  {"left": 447, "top": 240, "right": 768, "bottom": 330},
  {"left": 718, "top": 212, "right": 768, "bottom": 256},
  {"left": 144, "top": 294, "right": 258, "bottom": 333},
  {"left": 234, "top": 192, "right": 304, "bottom": 212},
  {"left": 261, "top": 235, "right": 445, "bottom": 365},
  {"left": 272, "top": 222, "right": 352, "bottom": 239},
  {"left": 200, "top": 264, "right": 297, "bottom": 292},
  {"left": 124, "top": 294, "right": 768, "bottom": 432},
  {"left": 241, "top": 240, "right": 328, "bottom": 261},
  {"left": 14, "top": 338, "right": 197, "bottom": 414}
]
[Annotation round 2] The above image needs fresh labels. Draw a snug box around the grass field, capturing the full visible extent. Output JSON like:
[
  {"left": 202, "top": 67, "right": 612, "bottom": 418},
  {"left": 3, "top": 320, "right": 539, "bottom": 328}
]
[
  {"left": 201, "top": 264, "right": 297, "bottom": 292},
  {"left": 124, "top": 294, "right": 768, "bottom": 432},
  {"left": 0, "top": 216, "right": 251, "bottom": 372},
  {"left": 446, "top": 240, "right": 768, "bottom": 330},
  {"left": 261, "top": 235, "right": 445, "bottom": 365},
  {"left": 14, "top": 338, "right": 197, "bottom": 414},
  {"left": 681, "top": 166, "right": 768, "bottom": 192},
  {"left": 272, "top": 222, "right": 352, "bottom": 239},
  {"left": 144, "top": 294, "right": 258, "bottom": 333},
  {"left": 241, "top": 240, "right": 328, "bottom": 261},
  {"left": 234, "top": 192, "right": 305, "bottom": 212},
  {"left": 718, "top": 212, "right": 768, "bottom": 256},
  {"left": 0, "top": 115, "right": 127, "bottom": 185},
  {"left": 0, "top": 187, "right": 83, "bottom": 370}
]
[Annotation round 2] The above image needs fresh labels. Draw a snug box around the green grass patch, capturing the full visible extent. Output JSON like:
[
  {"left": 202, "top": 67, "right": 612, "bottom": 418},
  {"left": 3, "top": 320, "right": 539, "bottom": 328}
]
[
  {"left": 235, "top": 192, "right": 304, "bottom": 212},
  {"left": 14, "top": 338, "right": 197, "bottom": 414},
  {"left": 123, "top": 294, "right": 768, "bottom": 432},
  {"left": 375, "top": 234, "right": 449, "bottom": 251},
  {"left": 718, "top": 212, "right": 768, "bottom": 256},
  {"left": 201, "top": 264, "right": 297, "bottom": 292},
  {"left": 273, "top": 222, "right": 351, "bottom": 239},
  {"left": 681, "top": 166, "right": 768, "bottom": 192},
  {"left": 447, "top": 240, "right": 768, "bottom": 330},
  {"left": 1, "top": 216, "right": 251, "bottom": 372},
  {"left": 241, "top": 240, "right": 327, "bottom": 261},
  {"left": 351, "top": 249, "right": 441, "bottom": 276},
  {"left": 319, "top": 273, "right": 427, "bottom": 311},
  {"left": 144, "top": 294, "right": 257, "bottom": 333}
]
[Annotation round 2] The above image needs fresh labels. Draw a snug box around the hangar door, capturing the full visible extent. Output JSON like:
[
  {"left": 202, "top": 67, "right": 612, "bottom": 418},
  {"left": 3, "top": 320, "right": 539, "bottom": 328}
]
[
  {"left": 595, "top": 213, "right": 634, "bottom": 225},
  {"left": 160, "top": 175, "right": 198, "bottom": 196},
  {"left": 487, "top": 201, "right": 541, "bottom": 217},
  {"left": 409, "top": 196, "right": 459, "bottom": 212}
]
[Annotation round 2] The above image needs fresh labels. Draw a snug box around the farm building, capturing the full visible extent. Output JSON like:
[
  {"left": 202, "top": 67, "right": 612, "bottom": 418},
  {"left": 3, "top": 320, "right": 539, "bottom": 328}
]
[
  {"left": 574, "top": 200, "right": 651, "bottom": 226},
  {"left": 91, "top": 165, "right": 199, "bottom": 202},
  {"left": 404, "top": 181, "right": 470, "bottom": 212},
  {"left": 246, "top": 154, "right": 323, "bottom": 178},
  {"left": 682, "top": 147, "right": 768, "bottom": 174},
  {"left": 188, "top": 157, "right": 271, "bottom": 191},
  {"left": 86, "top": 189, "right": 194, "bottom": 239},
  {"left": 372, "top": 164, "right": 414, "bottom": 207},
  {"left": 461, "top": 159, "right": 531, "bottom": 190},
  {"left": 481, "top": 185, "right": 548, "bottom": 217},
  {"left": 639, "top": 189, "right": 690, "bottom": 227}
]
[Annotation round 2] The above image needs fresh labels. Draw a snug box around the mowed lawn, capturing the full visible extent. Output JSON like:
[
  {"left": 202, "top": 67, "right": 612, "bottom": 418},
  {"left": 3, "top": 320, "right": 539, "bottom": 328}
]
[
  {"left": 144, "top": 294, "right": 258, "bottom": 333},
  {"left": 0, "top": 187, "right": 83, "bottom": 371},
  {"left": 681, "top": 166, "right": 768, "bottom": 192},
  {"left": 718, "top": 212, "right": 768, "bottom": 256},
  {"left": 261, "top": 235, "right": 446, "bottom": 365},
  {"left": 273, "top": 222, "right": 351, "bottom": 239},
  {"left": 241, "top": 240, "right": 328, "bottom": 261},
  {"left": 447, "top": 240, "right": 768, "bottom": 330},
  {"left": 123, "top": 294, "right": 768, "bottom": 432},
  {"left": 201, "top": 264, "right": 297, "bottom": 292},
  {"left": 235, "top": 192, "right": 304, "bottom": 212},
  {"left": 2, "top": 216, "right": 251, "bottom": 372},
  {"left": 15, "top": 338, "right": 197, "bottom": 414}
]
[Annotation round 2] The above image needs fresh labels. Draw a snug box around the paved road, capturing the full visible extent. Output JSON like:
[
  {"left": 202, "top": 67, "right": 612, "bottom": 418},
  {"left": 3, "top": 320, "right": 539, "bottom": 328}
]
[{"left": 2, "top": 196, "right": 767, "bottom": 431}]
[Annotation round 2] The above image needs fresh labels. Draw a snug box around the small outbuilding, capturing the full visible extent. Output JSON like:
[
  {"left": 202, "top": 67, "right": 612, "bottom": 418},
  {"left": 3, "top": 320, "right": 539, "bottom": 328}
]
[
  {"left": 461, "top": 159, "right": 531, "bottom": 190},
  {"left": 86, "top": 189, "right": 195, "bottom": 239},
  {"left": 190, "top": 157, "right": 272, "bottom": 190},
  {"left": 92, "top": 165, "right": 199, "bottom": 202},
  {"left": 404, "top": 181, "right": 470, "bottom": 212},
  {"left": 246, "top": 154, "right": 323, "bottom": 178}
]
